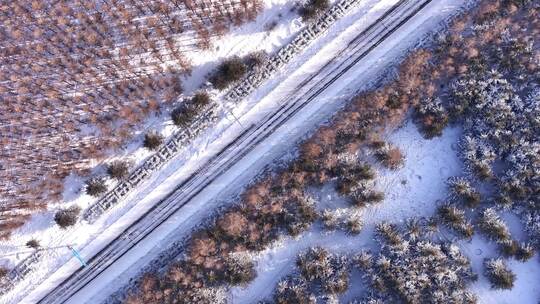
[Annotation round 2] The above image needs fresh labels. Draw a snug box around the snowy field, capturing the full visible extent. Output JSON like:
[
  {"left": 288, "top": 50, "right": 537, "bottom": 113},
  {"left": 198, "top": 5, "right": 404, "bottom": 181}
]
[
  {"left": 231, "top": 120, "right": 540, "bottom": 303},
  {"left": 230, "top": 121, "right": 465, "bottom": 303}
]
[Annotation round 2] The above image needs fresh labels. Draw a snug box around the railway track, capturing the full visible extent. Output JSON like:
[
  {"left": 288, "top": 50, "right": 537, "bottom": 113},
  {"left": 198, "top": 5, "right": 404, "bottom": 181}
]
[{"left": 36, "top": 0, "right": 433, "bottom": 302}]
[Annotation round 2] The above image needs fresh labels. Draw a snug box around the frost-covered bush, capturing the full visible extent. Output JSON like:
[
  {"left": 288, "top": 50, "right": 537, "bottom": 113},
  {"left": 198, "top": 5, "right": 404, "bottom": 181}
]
[
  {"left": 26, "top": 239, "right": 40, "bottom": 249},
  {"left": 297, "top": 247, "right": 350, "bottom": 295},
  {"left": 85, "top": 177, "right": 107, "bottom": 197},
  {"left": 498, "top": 239, "right": 519, "bottom": 258},
  {"left": 299, "top": 0, "right": 330, "bottom": 21},
  {"left": 209, "top": 57, "right": 247, "bottom": 90},
  {"left": 447, "top": 177, "right": 482, "bottom": 208},
  {"left": 321, "top": 209, "right": 363, "bottom": 234},
  {"left": 274, "top": 277, "right": 316, "bottom": 304},
  {"left": 283, "top": 195, "right": 318, "bottom": 237},
  {"left": 514, "top": 242, "right": 535, "bottom": 262},
  {"left": 405, "top": 218, "right": 424, "bottom": 242},
  {"left": 450, "top": 70, "right": 540, "bottom": 249},
  {"left": 437, "top": 205, "right": 475, "bottom": 239},
  {"left": 359, "top": 223, "right": 477, "bottom": 303},
  {"left": 353, "top": 250, "right": 373, "bottom": 270},
  {"left": 54, "top": 206, "right": 81, "bottom": 228},
  {"left": 414, "top": 97, "right": 449, "bottom": 138},
  {"left": 352, "top": 189, "right": 385, "bottom": 208},
  {"left": 335, "top": 160, "right": 375, "bottom": 196},
  {"left": 372, "top": 141, "right": 404, "bottom": 170},
  {"left": 484, "top": 258, "right": 515, "bottom": 290},
  {"left": 477, "top": 208, "right": 511, "bottom": 242},
  {"left": 346, "top": 213, "right": 364, "bottom": 235},
  {"left": 322, "top": 209, "right": 339, "bottom": 231}
]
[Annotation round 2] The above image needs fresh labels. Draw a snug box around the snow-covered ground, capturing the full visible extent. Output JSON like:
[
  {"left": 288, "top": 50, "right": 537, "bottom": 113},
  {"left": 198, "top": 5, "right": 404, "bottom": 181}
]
[
  {"left": 230, "top": 120, "right": 463, "bottom": 303},
  {"left": 231, "top": 119, "right": 540, "bottom": 303},
  {"left": 2, "top": 0, "right": 403, "bottom": 303}
]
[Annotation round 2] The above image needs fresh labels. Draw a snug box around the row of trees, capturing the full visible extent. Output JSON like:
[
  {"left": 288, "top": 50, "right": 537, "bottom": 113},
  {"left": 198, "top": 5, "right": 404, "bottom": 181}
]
[
  {"left": 0, "top": 0, "right": 263, "bottom": 239},
  {"left": 121, "top": 0, "right": 539, "bottom": 302}
]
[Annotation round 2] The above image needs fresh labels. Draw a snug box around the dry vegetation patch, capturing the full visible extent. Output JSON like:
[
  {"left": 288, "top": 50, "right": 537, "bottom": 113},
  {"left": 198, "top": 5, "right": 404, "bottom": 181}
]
[{"left": 0, "top": 0, "right": 263, "bottom": 239}]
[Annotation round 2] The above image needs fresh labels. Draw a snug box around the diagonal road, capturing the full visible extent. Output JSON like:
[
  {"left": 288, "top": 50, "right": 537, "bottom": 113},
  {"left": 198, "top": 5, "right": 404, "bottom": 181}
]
[{"left": 36, "top": 0, "right": 433, "bottom": 302}]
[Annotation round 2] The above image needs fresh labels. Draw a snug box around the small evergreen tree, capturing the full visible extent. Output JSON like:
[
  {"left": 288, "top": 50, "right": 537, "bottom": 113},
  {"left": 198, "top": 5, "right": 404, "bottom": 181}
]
[
  {"left": 26, "top": 239, "right": 40, "bottom": 249},
  {"left": 143, "top": 131, "right": 163, "bottom": 150},
  {"left": 209, "top": 57, "right": 246, "bottom": 90},
  {"left": 54, "top": 206, "right": 81, "bottom": 228},
  {"left": 107, "top": 160, "right": 130, "bottom": 180},
  {"left": 448, "top": 177, "right": 481, "bottom": 208},
  {"left": 85, "top": 177, "right": 107, "bottom": 197},
  {"left": 191, "top": 91, "right": 211, "bottom": 109},
  {"left": 299, "top": 0, "right": 329, "bottom": 21}
]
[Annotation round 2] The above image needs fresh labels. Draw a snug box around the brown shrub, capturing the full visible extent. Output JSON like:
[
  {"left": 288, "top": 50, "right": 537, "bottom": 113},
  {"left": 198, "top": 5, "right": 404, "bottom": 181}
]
[
  {"left": 189, "top": 236, "right": 217, "bottom": 266},
  {"left": 218, "top": 212, "right": 248, "bottom": 238},
  {"left": 375, "top": 146, "right": 404, "bottom": 170}
]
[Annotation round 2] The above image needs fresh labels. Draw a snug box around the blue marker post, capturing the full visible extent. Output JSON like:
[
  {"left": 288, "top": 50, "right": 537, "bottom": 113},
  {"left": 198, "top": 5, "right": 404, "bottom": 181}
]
[{"left": 68, "top": 245, "right": 87, "bottom": 267}]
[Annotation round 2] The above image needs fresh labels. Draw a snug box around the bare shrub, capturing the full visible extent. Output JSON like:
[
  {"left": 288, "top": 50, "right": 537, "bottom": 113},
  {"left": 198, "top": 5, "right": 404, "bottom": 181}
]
[
  {"left": 218, "top": 211, "right": 248, "bottom": 238},
  {"left": 244, "top": 51, "right": 268, "bottom": 68},
  {"left": 54, "top": 206, "right": 81, "bottom": 228},
  {"left": 346, "top": 213, "right": 364, "bottom": 235},
  {"left": 171, "top": 105, "right": 198, "bottom": 127},
  {"left": 373, "top": 142, "right": 404, "bottom": 170}
]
